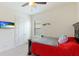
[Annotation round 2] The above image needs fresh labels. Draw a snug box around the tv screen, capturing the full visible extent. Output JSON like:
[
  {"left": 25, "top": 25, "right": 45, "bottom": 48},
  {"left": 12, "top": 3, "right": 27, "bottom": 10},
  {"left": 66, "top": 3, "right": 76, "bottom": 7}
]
[{"left": 0, "top": 21, "right": 15, "bottom": 28}]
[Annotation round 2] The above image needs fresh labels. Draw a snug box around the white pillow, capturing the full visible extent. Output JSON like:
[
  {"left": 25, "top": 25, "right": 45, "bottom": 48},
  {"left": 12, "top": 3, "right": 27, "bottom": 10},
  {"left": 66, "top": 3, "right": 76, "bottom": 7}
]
[{"left": 58, "top": 35, "right": 68, "bottom": 44}]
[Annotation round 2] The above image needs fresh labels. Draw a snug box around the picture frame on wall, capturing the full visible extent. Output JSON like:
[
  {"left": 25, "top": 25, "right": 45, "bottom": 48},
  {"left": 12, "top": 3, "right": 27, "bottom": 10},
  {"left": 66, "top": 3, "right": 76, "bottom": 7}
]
[{"left": 0, "top": 21, "right": 15, "bottom": 29}]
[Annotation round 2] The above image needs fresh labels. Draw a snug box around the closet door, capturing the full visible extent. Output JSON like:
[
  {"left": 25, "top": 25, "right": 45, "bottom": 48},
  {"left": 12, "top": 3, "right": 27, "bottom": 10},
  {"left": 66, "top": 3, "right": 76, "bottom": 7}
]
[{"left": 15, "top": 15, "right": 31, "bottom": 46}]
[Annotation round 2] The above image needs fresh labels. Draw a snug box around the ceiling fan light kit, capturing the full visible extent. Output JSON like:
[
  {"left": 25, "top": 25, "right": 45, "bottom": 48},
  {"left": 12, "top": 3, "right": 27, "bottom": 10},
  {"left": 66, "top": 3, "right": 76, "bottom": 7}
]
[
  {"left": 21, "top": 2, "right": 47, "bottom": 15},
  {"left": 29, "top": 2, "right": 36, "bottom": 7}
]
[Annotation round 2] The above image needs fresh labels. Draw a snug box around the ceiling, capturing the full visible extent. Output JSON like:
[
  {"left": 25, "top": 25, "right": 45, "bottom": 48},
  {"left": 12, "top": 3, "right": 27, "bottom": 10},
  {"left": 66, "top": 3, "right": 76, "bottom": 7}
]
[{"left": 0, "top": 2, "right": 71, "bottom": 15}]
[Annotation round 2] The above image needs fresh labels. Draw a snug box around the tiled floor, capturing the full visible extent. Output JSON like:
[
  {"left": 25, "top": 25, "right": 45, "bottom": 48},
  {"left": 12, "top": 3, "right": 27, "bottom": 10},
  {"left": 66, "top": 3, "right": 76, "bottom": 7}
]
[{"left": 0, "top": 43, "right": 28, "bottom": 56}]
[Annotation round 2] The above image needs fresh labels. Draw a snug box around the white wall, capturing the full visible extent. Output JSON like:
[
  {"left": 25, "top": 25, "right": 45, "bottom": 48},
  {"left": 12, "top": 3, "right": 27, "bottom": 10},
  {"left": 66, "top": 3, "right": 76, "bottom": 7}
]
[
  {"left": 33, "top": 3, "right": 78, "bottom": 37},
  {"left": 0, "top": 6, "right": 15, "bottom": 52},
  {"left": 77, "top": 3, "right": 79, "bottom": 18},
  {"left": 0, "top": 4, "right": 31, "bottom": 52}
]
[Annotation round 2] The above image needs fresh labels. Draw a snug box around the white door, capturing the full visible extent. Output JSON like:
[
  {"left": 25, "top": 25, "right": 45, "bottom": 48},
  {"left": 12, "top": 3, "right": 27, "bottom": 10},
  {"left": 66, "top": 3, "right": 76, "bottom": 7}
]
[{"left": 15, "top": 15, "right": 31, "bottom": 46}]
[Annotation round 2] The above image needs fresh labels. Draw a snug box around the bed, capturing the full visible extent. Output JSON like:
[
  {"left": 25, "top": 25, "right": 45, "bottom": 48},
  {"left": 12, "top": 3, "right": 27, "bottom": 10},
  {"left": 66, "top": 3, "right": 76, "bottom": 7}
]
[{"left": 28, "top": 37, "right": 79, "bottom": 56}]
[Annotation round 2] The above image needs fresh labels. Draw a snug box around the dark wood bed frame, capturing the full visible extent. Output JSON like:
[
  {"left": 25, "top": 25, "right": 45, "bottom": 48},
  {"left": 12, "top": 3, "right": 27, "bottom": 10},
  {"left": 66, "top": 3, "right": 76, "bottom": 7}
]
[
  {"left": 28, "top": 39, "right": 39, "bottom": 56},
  {"left": 28, "top": 39, "right": 32, "bottom": 55}
]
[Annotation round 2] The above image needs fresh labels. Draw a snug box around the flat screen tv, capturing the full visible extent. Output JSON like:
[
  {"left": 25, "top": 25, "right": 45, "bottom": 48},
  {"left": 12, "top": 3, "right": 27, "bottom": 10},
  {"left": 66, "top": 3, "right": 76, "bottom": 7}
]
[{"left": 0, "top": 21, "right": 15, "bottom": 29}]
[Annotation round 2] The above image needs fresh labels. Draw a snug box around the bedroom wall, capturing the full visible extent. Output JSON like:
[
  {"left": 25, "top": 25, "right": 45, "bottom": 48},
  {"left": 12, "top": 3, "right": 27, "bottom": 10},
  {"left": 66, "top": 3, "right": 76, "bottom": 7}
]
[
  {"left": 77, "top": 3, "right": 79, "bottom": 19},
  {"left": 33, "top": 2, "right": 77, "bottom": 37},
  {"left": 0, "top": 5, "right": 31, "bottom": 52},
  {"left": 0, "top": 6, "right": 16, "bottom": 52}
]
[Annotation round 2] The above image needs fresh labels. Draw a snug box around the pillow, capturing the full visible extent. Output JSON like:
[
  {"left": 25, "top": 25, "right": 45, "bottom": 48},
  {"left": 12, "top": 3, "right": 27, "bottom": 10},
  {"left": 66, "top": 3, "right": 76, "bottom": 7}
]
[
  {"left": 58, "top": 35, "right": 68, "bottom": 44},
  {"left": 32, "top": 37, "right": 58, "bottom": 46}
]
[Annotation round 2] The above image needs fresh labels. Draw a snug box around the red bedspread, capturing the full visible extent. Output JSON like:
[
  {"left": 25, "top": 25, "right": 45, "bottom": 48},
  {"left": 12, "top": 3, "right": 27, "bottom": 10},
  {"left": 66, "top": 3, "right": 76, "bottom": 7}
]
[{"left": 32, "top": 37, "right": 79, "bottom": 56}]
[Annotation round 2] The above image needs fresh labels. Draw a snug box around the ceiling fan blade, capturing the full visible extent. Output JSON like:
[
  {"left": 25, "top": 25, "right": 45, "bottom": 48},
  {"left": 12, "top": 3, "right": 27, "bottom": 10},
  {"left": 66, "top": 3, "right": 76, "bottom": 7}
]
[
  {"left": 35, "top": 2, "right": 47, "bottom": 4},
  {"left": 22, "top": 2, "right": 47, "bottom": 7},
  {"left": 22, "top": 3, "right": 29, "bottom": 7}
]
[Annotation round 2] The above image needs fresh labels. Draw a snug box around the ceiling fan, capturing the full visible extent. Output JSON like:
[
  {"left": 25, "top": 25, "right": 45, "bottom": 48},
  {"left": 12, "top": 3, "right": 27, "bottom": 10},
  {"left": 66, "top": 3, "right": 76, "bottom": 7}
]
[{"left": 22, "top": 2, "right": 47, "bottom": 7}]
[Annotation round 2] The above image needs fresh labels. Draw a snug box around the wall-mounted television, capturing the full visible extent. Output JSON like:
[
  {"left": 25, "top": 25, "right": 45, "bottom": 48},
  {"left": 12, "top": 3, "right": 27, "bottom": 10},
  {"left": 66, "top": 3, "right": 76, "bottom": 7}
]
[{"left": 0, "top": 21, "right": 15, "bottom": 29}]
